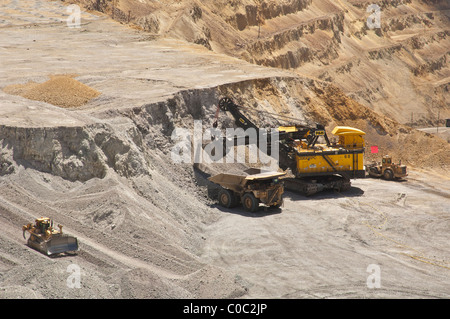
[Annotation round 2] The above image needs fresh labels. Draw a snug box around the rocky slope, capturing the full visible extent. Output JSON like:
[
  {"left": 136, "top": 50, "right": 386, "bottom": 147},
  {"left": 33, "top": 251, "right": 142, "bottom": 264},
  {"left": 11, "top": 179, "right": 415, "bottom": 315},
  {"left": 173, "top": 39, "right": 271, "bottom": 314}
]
[{"left": 79, "top": 0, "right": 449, "bottom": 126}]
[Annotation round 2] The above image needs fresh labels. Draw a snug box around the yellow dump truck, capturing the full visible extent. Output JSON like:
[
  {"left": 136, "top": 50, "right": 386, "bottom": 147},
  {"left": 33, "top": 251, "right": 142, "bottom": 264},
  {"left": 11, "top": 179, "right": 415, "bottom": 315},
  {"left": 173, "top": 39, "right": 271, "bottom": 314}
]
[{"left": 208, "top": 169, "right": 285, "bottom": 212}]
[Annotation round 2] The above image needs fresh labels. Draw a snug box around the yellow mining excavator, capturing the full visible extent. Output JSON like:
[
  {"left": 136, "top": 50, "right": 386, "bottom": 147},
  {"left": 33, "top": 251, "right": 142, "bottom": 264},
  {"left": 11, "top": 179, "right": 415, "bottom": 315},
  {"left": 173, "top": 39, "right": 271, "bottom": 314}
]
[
  {"left": 211, "top": 97, "right": 366, "bottom": 195},
  {"left": 22, "top": 217, "right": 79, "bottom": 256}
]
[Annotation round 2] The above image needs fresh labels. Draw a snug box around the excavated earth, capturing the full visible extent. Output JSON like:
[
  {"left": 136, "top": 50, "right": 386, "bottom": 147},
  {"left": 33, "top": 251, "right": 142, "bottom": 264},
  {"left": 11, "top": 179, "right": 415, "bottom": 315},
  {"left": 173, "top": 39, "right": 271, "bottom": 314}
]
[
  {"left": 80, "top": 0, "right": 450, "bottom": 127},
  {"left": 0, "top": 0, "right": 449, "bottom": 299}
]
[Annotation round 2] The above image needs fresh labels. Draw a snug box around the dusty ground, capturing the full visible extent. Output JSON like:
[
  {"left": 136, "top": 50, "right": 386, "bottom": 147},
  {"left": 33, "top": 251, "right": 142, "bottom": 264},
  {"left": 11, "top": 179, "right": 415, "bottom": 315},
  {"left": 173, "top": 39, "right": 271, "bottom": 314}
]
[
  {"left": 0, "top": 0, "right": 448, "bottom": 299},
  {"left": 202, "top": 169, "right": 450, "bottom": 298}
]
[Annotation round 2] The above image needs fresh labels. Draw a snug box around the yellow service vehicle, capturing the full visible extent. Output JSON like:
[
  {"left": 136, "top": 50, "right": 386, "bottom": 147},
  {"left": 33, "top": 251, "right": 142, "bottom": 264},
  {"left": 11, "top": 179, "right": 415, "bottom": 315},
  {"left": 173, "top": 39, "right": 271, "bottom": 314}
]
[{"left": 366, "top": 155, "right": 407, "bottom": 180}]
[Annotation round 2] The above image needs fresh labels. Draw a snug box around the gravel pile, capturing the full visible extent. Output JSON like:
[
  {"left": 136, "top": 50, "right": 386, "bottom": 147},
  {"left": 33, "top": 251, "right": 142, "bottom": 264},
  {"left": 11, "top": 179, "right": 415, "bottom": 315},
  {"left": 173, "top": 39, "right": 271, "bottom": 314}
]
[{"left": 3, "top": 75, "right": 101, "bottom": 108}]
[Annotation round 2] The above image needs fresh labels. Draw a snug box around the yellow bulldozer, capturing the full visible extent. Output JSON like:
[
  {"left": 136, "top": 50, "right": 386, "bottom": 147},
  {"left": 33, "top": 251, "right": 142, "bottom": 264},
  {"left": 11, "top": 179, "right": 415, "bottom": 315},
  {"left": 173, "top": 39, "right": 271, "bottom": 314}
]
[{"left": 22, "top": 217, "right": 79, "bottom": 256}]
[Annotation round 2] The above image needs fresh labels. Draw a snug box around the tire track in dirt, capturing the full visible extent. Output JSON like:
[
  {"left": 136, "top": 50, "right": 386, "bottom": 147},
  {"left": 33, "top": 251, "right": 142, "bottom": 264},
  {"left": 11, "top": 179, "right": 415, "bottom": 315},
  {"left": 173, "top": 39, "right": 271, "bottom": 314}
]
[
  {"left": 0, "top": 177, "right": 205, "bottom": 279},
  {"left": 341, "top": 179, "right": 450, "bottom": 272},
  {"left": 202, "top": 175, "right": 450, "bottom": 298}
]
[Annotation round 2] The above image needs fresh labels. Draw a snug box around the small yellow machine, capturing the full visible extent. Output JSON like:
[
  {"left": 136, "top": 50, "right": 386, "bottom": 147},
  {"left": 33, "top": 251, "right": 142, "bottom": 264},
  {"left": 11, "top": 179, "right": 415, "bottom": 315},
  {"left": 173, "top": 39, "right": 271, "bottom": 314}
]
[
  {"left": 22, "top": 217, "right": 79, "bottom": 256},
  {"left": 366, "top": 155, "right": 408, "bottom": 180}
]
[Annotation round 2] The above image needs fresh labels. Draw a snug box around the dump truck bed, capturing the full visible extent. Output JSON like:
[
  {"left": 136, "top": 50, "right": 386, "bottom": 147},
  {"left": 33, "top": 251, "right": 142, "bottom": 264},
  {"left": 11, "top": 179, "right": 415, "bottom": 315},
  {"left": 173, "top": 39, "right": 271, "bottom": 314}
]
[{"left": 208, "top": 171, "right": 285, "bottom": 193}]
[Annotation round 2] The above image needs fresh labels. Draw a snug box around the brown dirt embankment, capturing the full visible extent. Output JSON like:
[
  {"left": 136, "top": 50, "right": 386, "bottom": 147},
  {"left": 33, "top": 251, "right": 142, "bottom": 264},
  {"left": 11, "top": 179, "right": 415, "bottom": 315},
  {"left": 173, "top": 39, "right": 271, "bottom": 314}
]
[{"left": 306, "top": 81, "right": 450, "bottom": 172}]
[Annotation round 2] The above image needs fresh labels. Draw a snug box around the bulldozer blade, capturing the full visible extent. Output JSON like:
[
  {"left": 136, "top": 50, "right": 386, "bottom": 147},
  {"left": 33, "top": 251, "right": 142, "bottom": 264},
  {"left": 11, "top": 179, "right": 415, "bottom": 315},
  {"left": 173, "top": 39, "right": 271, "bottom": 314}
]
[{"left": 45, "top": 235, "right": 79, "bottom": 255}]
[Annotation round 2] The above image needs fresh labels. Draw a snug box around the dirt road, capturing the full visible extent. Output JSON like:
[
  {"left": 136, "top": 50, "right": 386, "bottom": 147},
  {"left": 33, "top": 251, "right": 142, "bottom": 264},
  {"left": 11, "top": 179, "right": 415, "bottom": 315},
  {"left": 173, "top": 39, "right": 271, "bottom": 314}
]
[{"left": 202, "top": 170, "right": 450, "bottom": 298}]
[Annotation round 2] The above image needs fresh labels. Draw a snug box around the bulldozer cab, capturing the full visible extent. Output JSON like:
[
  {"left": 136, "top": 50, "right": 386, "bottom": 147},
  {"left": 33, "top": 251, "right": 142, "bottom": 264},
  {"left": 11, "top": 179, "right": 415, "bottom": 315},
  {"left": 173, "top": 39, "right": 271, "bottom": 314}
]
[{"left": 36, "top": 218, "right": 51, "bottom": 234}]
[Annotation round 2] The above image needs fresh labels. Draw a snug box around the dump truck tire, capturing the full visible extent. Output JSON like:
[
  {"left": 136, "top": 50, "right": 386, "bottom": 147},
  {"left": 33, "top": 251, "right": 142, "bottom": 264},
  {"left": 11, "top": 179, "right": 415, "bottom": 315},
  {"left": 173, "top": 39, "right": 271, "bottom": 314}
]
[
  {"left": 218, "top": 189, "right": 237, "bottom": 208},
  {"left": 242, "top": 193, "right": 259, "bottom": 212}
]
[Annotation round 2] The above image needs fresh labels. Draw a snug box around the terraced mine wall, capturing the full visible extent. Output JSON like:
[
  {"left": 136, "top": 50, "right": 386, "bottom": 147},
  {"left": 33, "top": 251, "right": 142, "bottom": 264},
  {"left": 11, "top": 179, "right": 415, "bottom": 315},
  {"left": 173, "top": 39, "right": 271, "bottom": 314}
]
[{"left": 2, "top": 76, "right": 448, "bottom": 184}]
